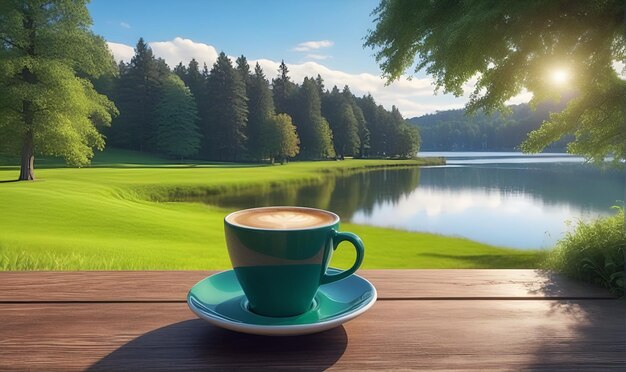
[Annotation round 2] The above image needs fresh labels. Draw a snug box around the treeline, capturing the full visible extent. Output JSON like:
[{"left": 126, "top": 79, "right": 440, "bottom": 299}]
[
  {"left": 96, "top": 38, "right": 419, "bottom": 162},
  {"left": 408, "top": 100, "right": 571, "bottom": 152}
]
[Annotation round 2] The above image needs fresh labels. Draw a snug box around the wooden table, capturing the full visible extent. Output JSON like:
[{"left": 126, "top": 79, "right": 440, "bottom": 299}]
[{"left": 1, "top": 270, "right": 624, "bottom": 370}]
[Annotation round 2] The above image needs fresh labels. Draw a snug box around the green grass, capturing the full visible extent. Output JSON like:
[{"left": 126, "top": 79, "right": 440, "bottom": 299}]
[
  {"left": 0, "top": 149, "right": 542, "bottom": 270},
  {"left": 543, "top": 208, "right": 624, "bottom": 295}
]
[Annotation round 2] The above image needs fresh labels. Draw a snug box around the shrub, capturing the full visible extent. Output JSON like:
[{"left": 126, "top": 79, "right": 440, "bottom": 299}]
[{"left": 543, "top": 207, "right": 624, "bottom": 295}]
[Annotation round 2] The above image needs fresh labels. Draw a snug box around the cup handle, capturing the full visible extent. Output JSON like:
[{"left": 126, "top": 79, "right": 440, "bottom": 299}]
[{"left": 320, "top": 230, "right": 364, "bottom": 285}]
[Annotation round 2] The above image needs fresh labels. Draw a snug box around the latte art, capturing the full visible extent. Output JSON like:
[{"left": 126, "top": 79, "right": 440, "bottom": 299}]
[{"left": 227, "top": 207, "right": 337, "bottom": 229}]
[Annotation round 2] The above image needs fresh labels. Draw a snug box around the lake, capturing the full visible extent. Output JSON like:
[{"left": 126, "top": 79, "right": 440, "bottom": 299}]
[{"left": 199, "top": 152, "right": 624, "bottom": 249}]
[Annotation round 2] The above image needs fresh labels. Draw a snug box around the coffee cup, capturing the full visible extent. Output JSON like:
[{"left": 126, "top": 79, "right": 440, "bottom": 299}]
[{"left": 224, "top": 206, "right": 364, "bottom": 317}]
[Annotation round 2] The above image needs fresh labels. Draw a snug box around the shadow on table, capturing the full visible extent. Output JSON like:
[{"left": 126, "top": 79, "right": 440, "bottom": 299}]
[
  {"left": 418, "top": 252, "right": 542, "bottom": 269},
  {"left": 89, "top": 319, "right": 348, "bottom": 370}
]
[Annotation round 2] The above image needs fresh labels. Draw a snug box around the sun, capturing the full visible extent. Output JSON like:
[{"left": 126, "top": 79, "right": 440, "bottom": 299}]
[{"left": 550, "top": 68, "right": 570, "bottom": 85}]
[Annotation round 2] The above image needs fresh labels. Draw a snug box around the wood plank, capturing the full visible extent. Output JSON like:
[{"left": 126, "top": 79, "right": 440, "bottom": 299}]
[
  {"left": 1, "top": 300, "right": 623, "bottom": 370},
  {"left": 0, "top": 270, "right": 614, "bottom": 302}
]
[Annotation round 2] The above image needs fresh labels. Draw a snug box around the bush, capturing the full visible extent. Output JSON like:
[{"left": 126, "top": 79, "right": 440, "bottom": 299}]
[{"left": 543, "top": 207, "right": 625, "bottom": 295}]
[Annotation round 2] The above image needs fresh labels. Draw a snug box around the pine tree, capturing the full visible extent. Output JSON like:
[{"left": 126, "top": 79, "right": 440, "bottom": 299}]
[
  {"left": 206, "top": 52, "right": 248, "bottom": 160},
  {"left": 173, "top": 62, "right": 187, "bottom": 80},
  {"left": 272, "top": 60, "right": 296, "bottom": 115},
  {"left": 293, "top": 77, "right": 334, "bottom": 159},
  {"left": 112, "top": 38, "right": 168, "bottom": 153},
  {"left": 177, "top": 59, "right": 210, "bottom": 156},
  {"left": 387, "top": 106, "right": 419, "bottom": 157},
  {"left": 351, "top": 103, "right": 369, "bottom": 157},
  {"left": 314, "top": 74, "right": 325, "bottom": 97},
  {"left": 335, "top": 103, "right": 360, "bottom": 158},
  {"left": 235, "top": 55, "right": 251, "bottom": 91},
  {"left": 155, "top": 75, "right": 201, "bottom": 159},
  {"left": 357, "top": 94, "right": 386, "bottom": 157},
  {"left": 247, "top": 63, "right": 275, "bottom": 161}
]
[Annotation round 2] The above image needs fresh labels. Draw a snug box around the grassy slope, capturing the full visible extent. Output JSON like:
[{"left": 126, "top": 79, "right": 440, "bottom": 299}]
[{"left": 0, "top": 150, "right": 542, "bottom": 270}]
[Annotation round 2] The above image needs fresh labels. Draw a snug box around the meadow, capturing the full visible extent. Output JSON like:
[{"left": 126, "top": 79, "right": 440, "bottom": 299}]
[{"left": 0, "top": 150, "right": 543, "bottom": 270}]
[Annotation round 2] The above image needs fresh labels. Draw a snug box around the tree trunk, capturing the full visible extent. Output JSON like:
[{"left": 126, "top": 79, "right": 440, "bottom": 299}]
[
  {"left": 19, "top": 130, "right": 35, "bottom": 181},
  {"left": 19, "top": 11, "right": 37, "bottom": 181}
]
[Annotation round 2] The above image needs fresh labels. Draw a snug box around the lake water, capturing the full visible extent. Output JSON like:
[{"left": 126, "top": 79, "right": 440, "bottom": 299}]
[{"left": 200, "top": 152, "right": 624, "bottom": 249}]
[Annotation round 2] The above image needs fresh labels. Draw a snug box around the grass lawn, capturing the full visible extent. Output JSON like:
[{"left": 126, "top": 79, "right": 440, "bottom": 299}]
[{"left": 0, "top": 150, "right": 543, "bottom": 270}]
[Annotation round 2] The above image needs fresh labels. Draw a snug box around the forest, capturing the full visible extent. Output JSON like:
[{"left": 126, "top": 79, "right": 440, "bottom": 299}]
[
  {"left": 96, "top": 38, "right": 420, "bottom": 163},
  {"left": 408, "top": 99, "right": 571, "bottom": 152}
]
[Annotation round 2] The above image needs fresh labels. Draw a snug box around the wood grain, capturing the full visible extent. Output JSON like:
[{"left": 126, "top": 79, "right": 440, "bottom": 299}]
[
  {"left": 0, "top": 270, "right": 615, "bottom": 302},
  {"left": 1, "top": 300, "right": 623, "bottom": 370}
]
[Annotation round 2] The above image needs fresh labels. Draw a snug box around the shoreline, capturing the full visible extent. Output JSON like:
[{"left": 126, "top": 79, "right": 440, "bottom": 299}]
[{"left": 0, "top": 154, "right": 543, "bottom": 271}]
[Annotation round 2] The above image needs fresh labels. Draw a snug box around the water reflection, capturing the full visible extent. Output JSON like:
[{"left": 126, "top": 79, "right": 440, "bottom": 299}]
[
  {"left": 191, "top": 161, "right": 623, "bottom": 249},
  {"left": 198, "top": 168, "right": 421, "bottom": 221}
]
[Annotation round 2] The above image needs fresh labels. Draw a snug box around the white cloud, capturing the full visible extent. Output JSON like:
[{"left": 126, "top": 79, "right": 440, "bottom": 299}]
[
  {"left": 305, "top": 54, "right": 331, "bottom": 60},
  {"left": 149, "top": 37, "right": 219, "bottom": 69},
  {"left": 106, "top": 41, "right": 134, "bottom": 63},
  {"left": 292, "top": 40, "right": 334, "bottom": 52},
  {"left": 105, "top": 37, "right": 534, "bottom": 117},
  {"left": 120, "top": 21, "right": 131, "bottom": 29}
]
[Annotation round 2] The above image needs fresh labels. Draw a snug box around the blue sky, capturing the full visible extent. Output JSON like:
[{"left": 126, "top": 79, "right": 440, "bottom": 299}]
[
  {"left": 88, "top": 0, "right": 524, "bottom": 117},
  {"left": 88, "top": 0, "right": 381, "bottom": 74}
]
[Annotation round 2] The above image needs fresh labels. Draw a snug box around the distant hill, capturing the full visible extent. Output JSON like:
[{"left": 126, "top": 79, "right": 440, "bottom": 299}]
[{"left": 408, "top": 100, "right": 571, "bottom": 152}]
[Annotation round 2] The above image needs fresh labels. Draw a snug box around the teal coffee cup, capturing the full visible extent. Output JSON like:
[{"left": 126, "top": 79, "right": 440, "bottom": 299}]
[{"left": 224, "top": 206, "right": 365, "bottom": 317}]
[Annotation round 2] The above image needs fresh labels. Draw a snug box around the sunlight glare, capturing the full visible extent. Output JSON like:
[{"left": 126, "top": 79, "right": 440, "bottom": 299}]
[{"left": 550, "top": 68, "right": 570, "bottom": 85}]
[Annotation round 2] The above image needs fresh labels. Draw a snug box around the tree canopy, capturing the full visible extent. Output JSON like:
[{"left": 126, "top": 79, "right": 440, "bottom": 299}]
[
  {"left": 365, "top": 0, "right": 626, "bottom": 163},
  {"left": 0, "top": 0, "right": 118, "bottom": 180},
  {"left": 155, "top": 74, "right": 200, "bottom": 158}
]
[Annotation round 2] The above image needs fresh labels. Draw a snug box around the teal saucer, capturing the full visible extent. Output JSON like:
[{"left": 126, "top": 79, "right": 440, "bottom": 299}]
[{"left": 187, "top": 268, "right": 377, "bottom": 336}]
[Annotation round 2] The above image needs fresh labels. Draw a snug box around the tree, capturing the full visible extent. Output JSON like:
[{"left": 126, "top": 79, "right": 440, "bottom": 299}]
[
  {"left": 293, "top": 77, "right": 335, "bottom": 159},
  {"left": 110, "top": 38, "right": 168, "bottom": 153},
  {"left": 352, "top": 102, "right": 369, "bottom": 157},
  {"left": 272, "top": 60, "right": 296, "bottom": 115},
  {"left": 262, "top": 113, "right": 300, "bottom": 164},
  {"left": 365, "top": 0, "right": 625, "bottom": 164},
  {"left": 0, "top": 0, "right": 118, "bottom": 180},
  {"left": 357, "top": 94, "right": 389, "bottom": 157},
  {"left": 206, "top": 52, "right": 247, "bottom": 160},
  {"left": 176, "top": 59, "right": 209, "bottom": 155},
  {"left": 385, "top": 106, "right": 420, "bottom": 158},
  {"left": 173, "top": 62, "right": 187, "bottom": 80},
  {"left": 335, "top": 102, "right": 360, "bottom": 158},
  {"left": 155, "top": 75, "right": 200, "bottom": 159},
  {"left": 247, "top": 63, "right": 275, "bottom": 160},
  {"left": 235, "top": 55, "right": 251, "bottom": 90}
]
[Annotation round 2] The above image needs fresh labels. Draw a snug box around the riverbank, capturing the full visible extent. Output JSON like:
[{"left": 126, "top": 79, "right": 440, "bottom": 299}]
[{"left": 0, "top": 150, "right": 542, "bottom": 270}]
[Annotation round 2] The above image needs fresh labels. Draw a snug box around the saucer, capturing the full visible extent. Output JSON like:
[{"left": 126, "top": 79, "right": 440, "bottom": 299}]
[{"left": 187, "top": 268, "right": 377, "bottom": 336}]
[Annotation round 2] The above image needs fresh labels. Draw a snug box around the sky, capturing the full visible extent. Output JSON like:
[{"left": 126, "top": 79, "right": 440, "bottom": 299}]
[{"left": 87, "top": 0, "right": 530, "bottom": 118}]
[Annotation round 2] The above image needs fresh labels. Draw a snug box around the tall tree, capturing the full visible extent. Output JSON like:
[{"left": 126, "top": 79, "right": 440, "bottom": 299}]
[
  {"left": 272, "top": 60, "right": 296, "bottom": 115},
  {"left": 386, "top": 106, "right": 419, "bottom": 157},
  {"left": 294, "top": 77, "right": 335, "bottom": 159},
  {"left": 322, "top": 86, "right": 359, "bottom": 158},
  {"left": 111, "top": 38, "right": 167, "bottom": 153},
  {"left": 177, "top": 59, "right": 209, "bottom": 153},
  {"left": 314, "top": 74, "right": 325, "bottom": 97},
  {"left": 235, "top": 55, "right": 251, "bottom": 90},
  {"left": 0, "top": 0, "right": 118, "bottom": 180},
  {"left": 335, "top": 102, "right": 360, "bottom": 158},
  {"left": 173, "top": 62, "right": 187, "bottom": 80},
  {"left": 357, "top": 94, "right": 387, "bottom": 157},
  {"left": 365, "top": 0, "right": 626, "bottom": 164},
  {"left": 352, "top": 102, "right": 369, "bottom": 157},
  {"left": 155, "top": 75, "right": 200, "bottom": 159},
  {"left": 206, "top": 52, "right": 247, "bottom": 160},
  {"left": 247, "top": 63, "right": 275, "bottom": 160}
]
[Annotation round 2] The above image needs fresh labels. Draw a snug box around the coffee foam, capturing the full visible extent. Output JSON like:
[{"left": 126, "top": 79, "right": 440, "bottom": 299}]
[{"left": 227, "top": 207, "right": 336, "bottom": 229}]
